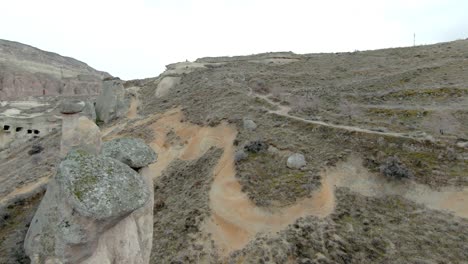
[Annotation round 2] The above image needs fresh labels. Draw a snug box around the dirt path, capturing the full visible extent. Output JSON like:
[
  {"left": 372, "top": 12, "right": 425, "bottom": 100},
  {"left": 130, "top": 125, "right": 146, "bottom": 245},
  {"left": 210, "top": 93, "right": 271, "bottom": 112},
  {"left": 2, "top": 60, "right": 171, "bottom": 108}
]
[
  {"left": 131, "top": 108, "right": 467, "bottom": 258},
  {"left": 0, "top": 176, "right": 49, "bottom": 205},
  {"left": 250, "top": 90, "right": 419, "bottom": 140},
  {"left": 327, "top": 155, "right": 468, "bottom": 218},
  {"left": 138, "top": 109, "right": 335, "bottom": 256}
]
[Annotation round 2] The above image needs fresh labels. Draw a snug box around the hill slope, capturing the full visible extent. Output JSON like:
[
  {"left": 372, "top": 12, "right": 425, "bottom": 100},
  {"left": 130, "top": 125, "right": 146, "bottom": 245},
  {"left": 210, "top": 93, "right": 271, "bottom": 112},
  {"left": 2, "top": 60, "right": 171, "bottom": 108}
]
[
  {"left": 0, "top": 39, "right": 467, "bottom": 263},
  {"left": 0, "top": 39, "right": 110, "bottom": 100}
]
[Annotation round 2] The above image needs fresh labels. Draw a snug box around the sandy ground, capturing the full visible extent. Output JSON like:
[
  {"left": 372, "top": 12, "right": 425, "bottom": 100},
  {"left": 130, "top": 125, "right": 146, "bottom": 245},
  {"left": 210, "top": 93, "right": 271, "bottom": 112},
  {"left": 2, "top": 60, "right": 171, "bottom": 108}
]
[
  {"left": 139, "top": 108, "right": 467, "bottom": 258},
  {"left": 329, "top": 155, "right": 468, "bottom": 219},
  {"left": 0, "top": 176, "right": 49, "bottom": 204},
  {"left": 136, "top": 108, "right": 335, "bottom": 256}
]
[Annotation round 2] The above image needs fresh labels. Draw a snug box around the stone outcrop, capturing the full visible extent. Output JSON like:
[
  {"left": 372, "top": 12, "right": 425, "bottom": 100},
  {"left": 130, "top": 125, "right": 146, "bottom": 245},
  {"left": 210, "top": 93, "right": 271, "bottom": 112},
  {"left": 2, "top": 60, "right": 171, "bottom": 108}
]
[
  {"left": 154, "top": 77, "right": 180, "bottom": 98},
  {"left": 101, "top": 138, "right": 157, "bottom": 169},
  {"left": 0, "top": 39, "right": 110, "bottom": 100},
  {"left": 95, "top": 80, "right": 130, "bottom": 123},
  {"left": 24, "top": 150, "right": 151, "bottom": 263}
]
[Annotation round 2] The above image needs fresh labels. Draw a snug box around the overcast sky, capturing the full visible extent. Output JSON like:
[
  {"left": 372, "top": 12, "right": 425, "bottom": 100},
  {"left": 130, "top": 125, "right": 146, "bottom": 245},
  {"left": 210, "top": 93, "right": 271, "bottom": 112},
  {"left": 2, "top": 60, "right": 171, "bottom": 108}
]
[{"left": 1, "top": 0, "right": 467, "bottom": 80}]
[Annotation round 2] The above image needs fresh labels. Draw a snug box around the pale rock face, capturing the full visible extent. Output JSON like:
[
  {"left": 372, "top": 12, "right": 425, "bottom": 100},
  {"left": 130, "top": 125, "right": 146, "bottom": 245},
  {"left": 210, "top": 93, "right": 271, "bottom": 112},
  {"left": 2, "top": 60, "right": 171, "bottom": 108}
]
[
  {"left": 60, "top": 115, "right": 102, "bottom": 157},
  {"left": 0, "top": 39, "right": 109, "bottom": 100},
  {"left": 287, "top": 153, "right": 307, "bottom": 169},
  {"left": 95, "top": 80, "right": 130, "bottom": 124},
  {"left": 155, "top": 77, "right": 180, "bottom": 98},
  {"left": 24, "top": 150, "right": 152, "bottom": 264}
]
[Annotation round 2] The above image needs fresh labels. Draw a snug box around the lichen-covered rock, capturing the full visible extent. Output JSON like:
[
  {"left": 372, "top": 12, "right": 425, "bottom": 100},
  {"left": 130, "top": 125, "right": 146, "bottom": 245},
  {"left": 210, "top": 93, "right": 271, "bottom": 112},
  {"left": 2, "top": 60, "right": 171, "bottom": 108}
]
[
  {"left": 101, "top": 138, "right": 157, "bottom": 169},
  {"left": 287, "top": 153, "right": 306, "bottom": 169},
  {"left": 95, "top": 80, "right": 130, "bottom": 123},
  {"left": 24, "top": 150, "right": 150, "bottom": 263},
  {"left": 59, "top": 150, "right": 150, "bottom": 219},
  {"left": 59, "top": 99, "right": 85, "bottom": 114}
]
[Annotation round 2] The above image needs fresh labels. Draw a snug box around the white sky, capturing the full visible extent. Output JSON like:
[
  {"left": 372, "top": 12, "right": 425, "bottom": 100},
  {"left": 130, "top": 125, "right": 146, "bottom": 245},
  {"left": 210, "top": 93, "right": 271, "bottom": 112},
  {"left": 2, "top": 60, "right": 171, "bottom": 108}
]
[{"left": 1, "top": 0, "right": 467, "bottom": 80}]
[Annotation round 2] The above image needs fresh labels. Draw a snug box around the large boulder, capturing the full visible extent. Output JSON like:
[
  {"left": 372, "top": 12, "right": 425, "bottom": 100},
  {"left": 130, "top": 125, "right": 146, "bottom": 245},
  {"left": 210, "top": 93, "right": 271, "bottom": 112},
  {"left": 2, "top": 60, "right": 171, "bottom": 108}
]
[
  {"left": 24, "top": 150, "right": 151, "bottom": 264},
  {"left": 59, "top": 99, "right": 86, "bottom": 114},
  {"left": 101, "top": 138, "right": 157, "bottom": 169},
  {"left": 95, "top": 80, "right": 130, "bottom": 123}
]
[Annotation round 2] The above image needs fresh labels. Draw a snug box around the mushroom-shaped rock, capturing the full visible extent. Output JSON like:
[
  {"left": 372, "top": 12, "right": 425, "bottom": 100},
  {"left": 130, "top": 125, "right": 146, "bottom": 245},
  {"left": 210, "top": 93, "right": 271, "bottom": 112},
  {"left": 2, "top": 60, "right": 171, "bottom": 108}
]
[
  {"left": 101, "top": 138, "right": 157, "bottom": 169},
  {"left": 287, "top": 153, "right": 307, "bottom": 169},
  {"left": 59, "top": 99, "right": 86, "bottom": 114},
  {"left": 59, "top": 150, "right": 150, "bottom": 219},
  {"left": 24, "top": 150, "right": 150, "bottom": 263}
]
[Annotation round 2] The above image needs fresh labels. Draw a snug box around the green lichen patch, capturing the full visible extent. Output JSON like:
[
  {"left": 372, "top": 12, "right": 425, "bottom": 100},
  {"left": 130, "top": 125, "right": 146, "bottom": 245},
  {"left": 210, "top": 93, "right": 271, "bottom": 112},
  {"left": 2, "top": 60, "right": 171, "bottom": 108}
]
[{"left": 57, "top": 150, "right": 149, "bottom": 220}]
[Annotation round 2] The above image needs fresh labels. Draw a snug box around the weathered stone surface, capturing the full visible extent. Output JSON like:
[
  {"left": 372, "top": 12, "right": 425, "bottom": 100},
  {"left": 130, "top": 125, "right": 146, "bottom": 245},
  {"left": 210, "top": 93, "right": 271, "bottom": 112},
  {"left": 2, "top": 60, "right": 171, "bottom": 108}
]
[
  {"left": 83, "top": 167, "right": 154, "bottom": 264},
  {"left": 155, "top": 76, "right": 180, "bottom": 98},
  {"left": 59, "top": 150, "right": 149, "bottom": 219},
  {"left": 243, "top": 119, "right": 257, "bottom": 130},
  {"left": 101, "top": 138, "right": 157, "bottom": 169},
  {"left": 59, "top": 99, "right": 85, "bottom": 114},
  {"left": 0, "top": 39, "right": 110, "bottom": 100},
  {"left": 81, "top": 100, "right": 97, "bottom": 121},
  {"left": 287, "top": 153, "right": 306, "bottom": 169},
  {"left": 60, "top": 115, "right": 101, "bottom": 157},
  {"left": 24, "top": 150, "right": 151, "bottom": 263},
  {"left": 95, "top": 80, "right": 130, "bottom": 123}
]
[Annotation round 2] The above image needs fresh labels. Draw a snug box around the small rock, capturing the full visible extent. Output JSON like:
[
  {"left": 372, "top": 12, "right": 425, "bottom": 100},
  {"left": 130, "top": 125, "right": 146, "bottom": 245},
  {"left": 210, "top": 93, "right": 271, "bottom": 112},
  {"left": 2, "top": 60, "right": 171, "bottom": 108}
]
[
  {"left": 243, "top": 119, "right": 257, "bottom": 130},
  {"left": 234, "top": 150, "right": 248, "bottom": 163},
  {"left": 59, "top": 99, "right": 85, "bottom": 114},
  {"left": 287, "top": 153, "right": 306, "bottom": 169}
]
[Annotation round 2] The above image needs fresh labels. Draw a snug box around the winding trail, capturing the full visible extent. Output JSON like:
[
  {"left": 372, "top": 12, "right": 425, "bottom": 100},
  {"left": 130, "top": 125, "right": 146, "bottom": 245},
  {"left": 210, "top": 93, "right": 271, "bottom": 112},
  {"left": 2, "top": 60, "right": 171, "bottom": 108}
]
[
  {"left": 141, "top": 108, "right": 467, "bottom": 257},
  {"left": 249, "top": 89, "right": 420, "bottom": 140},
  {"left": 141, "top": 109, "right": 335, "bottom": 256}
]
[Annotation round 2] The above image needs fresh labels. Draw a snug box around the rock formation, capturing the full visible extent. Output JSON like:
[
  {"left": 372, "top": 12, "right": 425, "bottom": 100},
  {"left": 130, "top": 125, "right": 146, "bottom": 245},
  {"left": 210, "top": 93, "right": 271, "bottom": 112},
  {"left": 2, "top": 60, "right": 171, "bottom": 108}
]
[
  {"left": 95, "top": 79, "right": 130, "bottom": 124},
  {"left": 60, "top": 101, "right": 102, "bottom": 157},
  {"left": 24, "top": 149, "right": 152, "bottom": 263},
  {"left": 0, "top": 39, "right": 110, "bottom": 100},
  {"left": 101, "top": 138, "right": 157, "bottom": 169}
]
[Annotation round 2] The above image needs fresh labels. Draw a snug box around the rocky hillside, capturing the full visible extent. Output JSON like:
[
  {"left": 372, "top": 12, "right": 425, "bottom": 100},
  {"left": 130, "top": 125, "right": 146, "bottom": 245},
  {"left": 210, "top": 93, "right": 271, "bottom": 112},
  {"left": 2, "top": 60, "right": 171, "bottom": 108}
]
[
  {"left": 0, "top": 39, "right": 110, "bottom": 100},
  {"left": 0, "top": 39, "right": 467, "bottom": 263}
]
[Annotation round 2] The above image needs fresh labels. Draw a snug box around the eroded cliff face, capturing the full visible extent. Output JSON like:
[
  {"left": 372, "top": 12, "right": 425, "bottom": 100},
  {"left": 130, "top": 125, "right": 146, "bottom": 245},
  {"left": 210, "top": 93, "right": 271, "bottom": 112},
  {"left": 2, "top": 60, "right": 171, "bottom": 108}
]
[{"left": 0, "top": 39, "right": 111, "bottom": 100}]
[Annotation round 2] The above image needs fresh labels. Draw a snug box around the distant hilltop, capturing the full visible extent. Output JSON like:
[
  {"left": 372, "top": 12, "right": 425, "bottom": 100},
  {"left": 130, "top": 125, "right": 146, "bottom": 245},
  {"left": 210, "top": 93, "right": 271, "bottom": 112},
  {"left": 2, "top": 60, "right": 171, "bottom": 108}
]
[{"left": 0, "top": 39, "right": 111, "bottom": 100}]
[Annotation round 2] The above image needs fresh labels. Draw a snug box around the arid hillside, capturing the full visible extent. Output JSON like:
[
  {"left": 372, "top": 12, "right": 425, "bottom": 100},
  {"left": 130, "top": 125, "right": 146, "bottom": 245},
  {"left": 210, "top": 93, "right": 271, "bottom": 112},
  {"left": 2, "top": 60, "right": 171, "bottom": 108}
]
[
  {"left": 0, "top": 39, "right": 110, "bottom": 100},
  {"left": 0, "top": 39, "right": 467, "bottom": 263}
]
